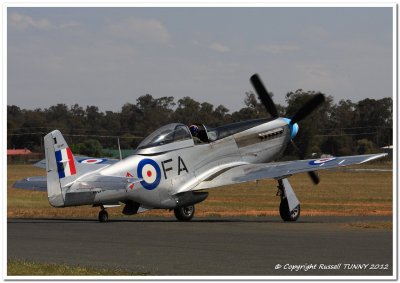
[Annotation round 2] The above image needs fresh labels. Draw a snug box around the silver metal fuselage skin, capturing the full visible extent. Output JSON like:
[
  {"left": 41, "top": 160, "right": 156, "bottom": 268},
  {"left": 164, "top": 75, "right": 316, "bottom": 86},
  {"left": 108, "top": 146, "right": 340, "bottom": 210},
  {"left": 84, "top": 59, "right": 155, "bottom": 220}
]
[{"left": 66, "top": 118, "right": 291, "bottom": 209}]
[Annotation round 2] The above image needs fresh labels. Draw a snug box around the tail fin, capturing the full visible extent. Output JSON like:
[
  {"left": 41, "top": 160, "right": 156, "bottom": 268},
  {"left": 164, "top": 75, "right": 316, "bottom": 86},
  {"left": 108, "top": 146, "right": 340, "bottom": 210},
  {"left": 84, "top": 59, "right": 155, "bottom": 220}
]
[{"left": 44, "top": 130, "right": 78, "bottom": 207}]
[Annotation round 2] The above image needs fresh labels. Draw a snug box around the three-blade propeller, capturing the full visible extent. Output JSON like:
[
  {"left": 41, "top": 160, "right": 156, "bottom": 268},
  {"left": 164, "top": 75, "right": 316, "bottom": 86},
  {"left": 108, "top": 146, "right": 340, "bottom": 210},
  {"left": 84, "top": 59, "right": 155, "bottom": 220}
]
[{"left": 250, "top": 73, "right": 325, "bottom": 185}]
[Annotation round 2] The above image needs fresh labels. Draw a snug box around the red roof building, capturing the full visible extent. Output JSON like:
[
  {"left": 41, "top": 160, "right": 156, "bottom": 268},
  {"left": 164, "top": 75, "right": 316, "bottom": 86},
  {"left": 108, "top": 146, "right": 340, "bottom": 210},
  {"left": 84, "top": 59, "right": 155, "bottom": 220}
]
[{"left": 7, "top": 149, "right": 33, "bottom": 155}]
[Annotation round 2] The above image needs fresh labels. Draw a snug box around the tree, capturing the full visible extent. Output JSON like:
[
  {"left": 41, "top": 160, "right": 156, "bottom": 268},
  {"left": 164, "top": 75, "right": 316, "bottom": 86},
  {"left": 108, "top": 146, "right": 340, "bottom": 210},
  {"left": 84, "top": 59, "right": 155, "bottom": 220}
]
[
  {"left": 9, "top": 108, "right": 47, "bottom": 150},
  {"left": 173, "top": 96, "right": 201, "bottom": 124},
  {"left": 85, "top": 106, "right": 104, "bottom": 134},
  {"left": 330, "top": 99, "right": 356, "bottom": 129},
  {"left": 120, "top": 103, "right": 140, "bottom": 134},
  {"left": 45, "top": 104, "right": 70, "bottom": 127},
  {"left": 354, "top": 98, "right": 392, "bottom": 147},
  {"left": 73, "top": 139, "right": 103, "bottom": 157},
  {"left": 356, "top": 139, "right": 377, "bottom": 155},
  {"left": 134, "top": 94, "right": 175, "bottom": 137},
  {"left": 198, "top": 102, "right": 214, "bottom": 125},
  {"left": 69, "top": 104, "right": 86, "bottom": 131},
  {"left": 6, "top": 91, "right": 393, "bottom": 157},
  {"left": 213, "top": 105, "right": 230, "bottom": 123}
]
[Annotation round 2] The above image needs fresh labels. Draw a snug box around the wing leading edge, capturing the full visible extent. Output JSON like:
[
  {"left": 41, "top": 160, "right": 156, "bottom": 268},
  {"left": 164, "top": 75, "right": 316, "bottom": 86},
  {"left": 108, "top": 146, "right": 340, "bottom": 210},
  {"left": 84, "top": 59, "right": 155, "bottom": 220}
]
[{"left": 194, "top": 153, "right": 388, "bottom": 191}]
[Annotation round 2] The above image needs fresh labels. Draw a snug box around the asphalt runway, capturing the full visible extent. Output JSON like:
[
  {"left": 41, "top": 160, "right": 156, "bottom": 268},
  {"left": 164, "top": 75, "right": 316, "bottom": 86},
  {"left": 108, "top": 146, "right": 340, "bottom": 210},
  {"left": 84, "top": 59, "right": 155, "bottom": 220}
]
[{"left": 8, "top": 216, "right": 393, "bottom": 276}]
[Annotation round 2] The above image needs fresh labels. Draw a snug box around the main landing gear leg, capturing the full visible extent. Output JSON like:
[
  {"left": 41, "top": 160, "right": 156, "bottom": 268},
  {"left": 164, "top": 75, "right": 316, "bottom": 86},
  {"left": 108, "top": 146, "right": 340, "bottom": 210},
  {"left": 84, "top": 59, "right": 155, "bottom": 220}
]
[
  {"left": 277, "top": 178, "right": 301, "bottom": 222},
  {"left": 98, "top": 206, "right": 109, "bottom": 223}
]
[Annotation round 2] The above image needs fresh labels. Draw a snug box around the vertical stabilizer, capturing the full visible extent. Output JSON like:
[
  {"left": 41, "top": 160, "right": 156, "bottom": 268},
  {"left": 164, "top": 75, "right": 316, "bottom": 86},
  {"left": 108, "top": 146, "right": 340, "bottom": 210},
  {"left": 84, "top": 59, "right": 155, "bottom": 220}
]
[{"left": 44, "top": 130, "right": 78, "bottom": 207}]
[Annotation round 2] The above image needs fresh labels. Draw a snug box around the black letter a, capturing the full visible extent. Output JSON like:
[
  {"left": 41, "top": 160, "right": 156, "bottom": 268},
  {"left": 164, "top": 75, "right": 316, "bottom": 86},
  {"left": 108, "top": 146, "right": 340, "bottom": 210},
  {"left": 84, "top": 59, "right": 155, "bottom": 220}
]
[{"left": 178, "top": 156, "right": 188, "bottom": 175}]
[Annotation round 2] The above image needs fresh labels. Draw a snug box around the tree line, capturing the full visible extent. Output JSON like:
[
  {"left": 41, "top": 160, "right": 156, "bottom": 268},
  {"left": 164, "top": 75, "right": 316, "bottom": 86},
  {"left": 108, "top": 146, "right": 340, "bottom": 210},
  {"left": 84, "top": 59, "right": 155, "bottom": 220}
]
[{"left": 7, "top": 90, "right": 392, "bottom": 158}]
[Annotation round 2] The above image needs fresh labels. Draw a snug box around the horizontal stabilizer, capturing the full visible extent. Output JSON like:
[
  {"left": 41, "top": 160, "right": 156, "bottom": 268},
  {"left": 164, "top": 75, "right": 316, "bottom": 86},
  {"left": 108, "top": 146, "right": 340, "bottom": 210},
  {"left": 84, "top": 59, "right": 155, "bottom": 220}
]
[
  {"left": 13, "top": 176, "right": 47, "bottom": 191},
  {"left": 34, "top": 155, "right": 119, "bottom": 170},
  {"left": 14, "top": 174, "right": 142, "bottom": 192}
]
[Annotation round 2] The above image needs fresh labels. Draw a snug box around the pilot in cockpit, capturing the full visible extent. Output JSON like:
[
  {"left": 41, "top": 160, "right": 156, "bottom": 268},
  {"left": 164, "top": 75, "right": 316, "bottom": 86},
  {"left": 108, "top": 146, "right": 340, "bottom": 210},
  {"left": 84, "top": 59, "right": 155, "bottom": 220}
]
[{"left": 189, "top": 125, "right": 203, "bottom": 144}]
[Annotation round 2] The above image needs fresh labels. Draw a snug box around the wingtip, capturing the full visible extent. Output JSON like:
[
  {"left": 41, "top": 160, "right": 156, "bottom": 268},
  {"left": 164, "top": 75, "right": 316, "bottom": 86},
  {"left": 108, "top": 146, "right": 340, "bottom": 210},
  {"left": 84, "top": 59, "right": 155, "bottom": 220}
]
[{"left": 359, "top": 153, "right": 388, "bottom": 164}]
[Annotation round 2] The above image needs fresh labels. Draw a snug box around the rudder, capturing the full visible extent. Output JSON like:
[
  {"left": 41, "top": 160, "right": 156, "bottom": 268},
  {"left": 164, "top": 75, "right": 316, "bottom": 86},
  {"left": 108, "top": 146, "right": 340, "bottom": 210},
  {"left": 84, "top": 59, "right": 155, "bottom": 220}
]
[{"left": 44, "top": 130, "right": 78, "bottom": 207}]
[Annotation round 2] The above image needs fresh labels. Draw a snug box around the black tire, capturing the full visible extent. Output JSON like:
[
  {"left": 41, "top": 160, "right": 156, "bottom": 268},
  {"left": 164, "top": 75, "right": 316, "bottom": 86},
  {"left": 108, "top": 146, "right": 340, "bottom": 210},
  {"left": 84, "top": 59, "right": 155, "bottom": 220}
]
[
  {"left": 174, "top": 205, "right": 195, "bottom": 221},
  {"left": 279, "top": 199, "right": 300, "bottom": 222},
  {"left": 98, "top": 210, "right": 109, "bottom": 223}
]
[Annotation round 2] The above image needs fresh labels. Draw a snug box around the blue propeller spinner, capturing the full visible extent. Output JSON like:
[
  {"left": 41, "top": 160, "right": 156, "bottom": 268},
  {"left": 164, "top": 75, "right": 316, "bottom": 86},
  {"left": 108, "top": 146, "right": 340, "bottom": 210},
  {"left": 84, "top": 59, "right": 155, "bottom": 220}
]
[{"left": 282, "top": 118, "right": 299, "bottom": 139}]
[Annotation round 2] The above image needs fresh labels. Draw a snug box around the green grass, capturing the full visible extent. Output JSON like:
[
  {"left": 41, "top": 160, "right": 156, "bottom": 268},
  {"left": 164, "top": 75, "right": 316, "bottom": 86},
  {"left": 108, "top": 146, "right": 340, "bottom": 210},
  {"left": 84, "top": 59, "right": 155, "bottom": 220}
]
[
  {"left": 345, "top": 221, "right": 392, "bottom": 230},
  {"left": 7, "top": 259, "right": 148, "bottom": 276}
]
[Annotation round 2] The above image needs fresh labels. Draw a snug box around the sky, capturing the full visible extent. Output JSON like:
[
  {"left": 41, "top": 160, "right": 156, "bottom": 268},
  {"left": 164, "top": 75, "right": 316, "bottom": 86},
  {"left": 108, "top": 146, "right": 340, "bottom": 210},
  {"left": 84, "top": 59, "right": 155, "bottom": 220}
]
[{"left": 7, "top": 7, "right": 393, "bottom": 113}]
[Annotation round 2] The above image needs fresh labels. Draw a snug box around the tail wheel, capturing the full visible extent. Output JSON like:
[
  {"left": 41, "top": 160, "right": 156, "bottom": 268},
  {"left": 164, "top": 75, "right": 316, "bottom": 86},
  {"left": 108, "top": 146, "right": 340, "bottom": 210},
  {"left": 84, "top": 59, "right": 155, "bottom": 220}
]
[
  {"left": 279, "top": 198, "right": 300, "bottom": 222},
  {"left": 174, "top": 205, "right": 195, "bottom": 221},
  {"left": 98, "top": 210, "right": 109, "bottom": 223}
]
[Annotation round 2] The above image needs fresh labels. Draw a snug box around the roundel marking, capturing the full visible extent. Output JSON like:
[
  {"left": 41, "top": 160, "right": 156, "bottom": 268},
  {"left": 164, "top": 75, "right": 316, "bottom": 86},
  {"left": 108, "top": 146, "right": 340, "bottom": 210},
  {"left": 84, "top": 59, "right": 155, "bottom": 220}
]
[
  {"left": 137, "top": 158, "right": 161, "bottom": 190},
  {"left": 79, "top": 158, "right": 107, "bottom": 164},
  {"left": 309, "top": 157, "right": 336, "bottom": 166}
]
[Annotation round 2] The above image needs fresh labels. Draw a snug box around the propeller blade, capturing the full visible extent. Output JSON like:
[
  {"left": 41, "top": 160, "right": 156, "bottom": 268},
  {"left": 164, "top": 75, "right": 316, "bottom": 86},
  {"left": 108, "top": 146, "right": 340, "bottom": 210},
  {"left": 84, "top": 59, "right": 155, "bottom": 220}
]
[
  {"left": 290, "top": 140, "right": 320, "bottom": 185},
  {"left": 290, "top": 93, "right": 325, "bottom": 124},
  {"left": 250, "top": 74, "right": 279, "bottom": 118},
  {"left": 290, "top": 140, "right": 304, "bottom": 159},
  {"left": 308, "top": 171, "right": 320, "bottom": 185}
]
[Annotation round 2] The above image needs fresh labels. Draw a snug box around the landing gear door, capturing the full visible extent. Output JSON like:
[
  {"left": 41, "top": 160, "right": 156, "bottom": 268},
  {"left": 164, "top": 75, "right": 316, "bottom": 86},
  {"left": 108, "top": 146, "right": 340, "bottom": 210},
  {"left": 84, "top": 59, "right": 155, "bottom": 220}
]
[{"left": 280, "top": 178, "right": 300, "bottom": 212}]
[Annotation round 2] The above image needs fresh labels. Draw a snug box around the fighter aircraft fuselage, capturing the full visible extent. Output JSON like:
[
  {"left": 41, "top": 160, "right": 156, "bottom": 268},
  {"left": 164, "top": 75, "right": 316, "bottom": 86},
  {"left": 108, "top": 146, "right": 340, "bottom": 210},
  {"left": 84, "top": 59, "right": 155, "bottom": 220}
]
[{"left": 66, "top": 118, "right": 291, "bottom": 209}]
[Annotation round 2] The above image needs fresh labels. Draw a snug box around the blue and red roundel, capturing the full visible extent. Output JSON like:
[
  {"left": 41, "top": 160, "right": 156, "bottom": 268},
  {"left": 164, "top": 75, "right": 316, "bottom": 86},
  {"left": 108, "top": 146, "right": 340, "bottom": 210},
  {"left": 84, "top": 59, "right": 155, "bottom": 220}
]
[
  {"left": 137, "top": 159, "right": 161, "bottom": 190},
  {"left": 309, "top": 157, "right": 336, "bottom": 166},
  {"left": 78, "top": 158, "right": 107, "bottom": 164}
]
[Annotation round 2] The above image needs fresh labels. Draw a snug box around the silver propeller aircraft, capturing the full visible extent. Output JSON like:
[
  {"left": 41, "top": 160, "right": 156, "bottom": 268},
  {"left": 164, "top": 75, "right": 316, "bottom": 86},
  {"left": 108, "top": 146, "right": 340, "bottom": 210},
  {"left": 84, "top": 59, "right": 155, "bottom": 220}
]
[{"left": 14, "top": 74, "right": 387, "bottom": 222}]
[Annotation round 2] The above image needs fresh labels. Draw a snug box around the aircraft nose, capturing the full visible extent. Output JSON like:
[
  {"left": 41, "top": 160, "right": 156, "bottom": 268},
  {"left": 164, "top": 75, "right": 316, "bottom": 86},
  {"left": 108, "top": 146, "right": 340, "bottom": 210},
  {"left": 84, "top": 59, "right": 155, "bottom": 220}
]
[{"left": 282, "top": 118, "right": 299, "bottom": 139}]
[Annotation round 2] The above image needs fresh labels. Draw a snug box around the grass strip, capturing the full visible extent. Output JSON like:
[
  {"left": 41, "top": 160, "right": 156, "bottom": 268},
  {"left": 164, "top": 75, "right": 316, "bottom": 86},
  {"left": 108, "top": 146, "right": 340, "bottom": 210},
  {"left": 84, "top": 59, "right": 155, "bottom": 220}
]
[
  {"left": 345, "top": 221, "right": 392, "bottom": 230},
  {"left": 7, "top": 259, "right": 148, "bottom": 276}
]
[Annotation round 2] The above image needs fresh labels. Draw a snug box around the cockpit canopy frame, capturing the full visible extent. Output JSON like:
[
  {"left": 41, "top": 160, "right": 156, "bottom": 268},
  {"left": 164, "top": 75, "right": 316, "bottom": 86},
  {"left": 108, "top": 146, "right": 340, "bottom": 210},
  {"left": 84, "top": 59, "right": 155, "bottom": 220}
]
[{"left": 137, "top": 123, "right": 194, "bottom": 154}]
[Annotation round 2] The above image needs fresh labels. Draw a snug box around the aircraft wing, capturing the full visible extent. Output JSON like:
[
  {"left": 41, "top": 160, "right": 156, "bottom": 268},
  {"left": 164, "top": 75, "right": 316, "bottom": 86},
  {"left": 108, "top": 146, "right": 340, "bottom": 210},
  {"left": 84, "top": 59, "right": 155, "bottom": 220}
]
[{"left": 194, "top": 153, "right": 388, "bottom": 190}]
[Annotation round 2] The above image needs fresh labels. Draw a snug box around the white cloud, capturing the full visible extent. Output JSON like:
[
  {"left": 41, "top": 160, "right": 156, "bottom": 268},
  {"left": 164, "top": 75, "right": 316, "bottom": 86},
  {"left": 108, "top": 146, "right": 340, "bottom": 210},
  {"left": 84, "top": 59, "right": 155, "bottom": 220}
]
[
  {"left": 9, "top": 13, "right": 81, "bottom": 31},
  {"left": 106, "top": 17, "right": 170, "bottom": 44},
  {"left": 255, "top": 44, "right": 299, "bottom": 54},
  {"left": 209, "top": 42, "right": 230, "bottom": 53},
  {"left": 9, "top": 12, "right": 54, "bottom": 31}
]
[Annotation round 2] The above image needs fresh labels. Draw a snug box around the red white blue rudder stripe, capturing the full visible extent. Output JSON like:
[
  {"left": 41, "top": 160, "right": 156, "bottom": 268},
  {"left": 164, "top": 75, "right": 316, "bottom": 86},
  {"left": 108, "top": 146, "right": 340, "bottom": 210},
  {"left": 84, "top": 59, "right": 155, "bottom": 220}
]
[{"left": 55, "top": 147, "right": 77, "bottom": 178}]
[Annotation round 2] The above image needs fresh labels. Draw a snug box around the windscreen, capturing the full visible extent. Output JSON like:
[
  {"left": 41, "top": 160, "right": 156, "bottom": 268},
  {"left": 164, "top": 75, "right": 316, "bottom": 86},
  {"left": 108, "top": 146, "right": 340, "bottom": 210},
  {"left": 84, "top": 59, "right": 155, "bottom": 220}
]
[{"left": 137, "top": 123, "right": 192, "bottom": 149}]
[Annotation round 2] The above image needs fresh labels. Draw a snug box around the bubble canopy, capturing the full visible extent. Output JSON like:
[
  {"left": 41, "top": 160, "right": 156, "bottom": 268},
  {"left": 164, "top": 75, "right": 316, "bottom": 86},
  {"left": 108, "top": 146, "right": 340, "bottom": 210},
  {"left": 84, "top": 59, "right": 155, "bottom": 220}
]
[{"left": 137, "top": 123, "right": 192, "bottom": 150}]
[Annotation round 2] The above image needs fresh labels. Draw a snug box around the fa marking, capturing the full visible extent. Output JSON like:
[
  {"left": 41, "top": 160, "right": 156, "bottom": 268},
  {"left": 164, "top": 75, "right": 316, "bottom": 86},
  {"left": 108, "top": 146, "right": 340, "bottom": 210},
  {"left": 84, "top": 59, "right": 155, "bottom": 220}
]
[{"left": 161, "top": 156, "right": 188, "bottom": 179}]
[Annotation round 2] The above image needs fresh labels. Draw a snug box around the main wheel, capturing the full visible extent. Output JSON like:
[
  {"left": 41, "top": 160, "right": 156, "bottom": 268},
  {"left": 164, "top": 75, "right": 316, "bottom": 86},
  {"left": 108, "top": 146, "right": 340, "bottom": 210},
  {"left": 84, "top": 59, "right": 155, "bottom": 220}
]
[
  {"left": 279, "top": 199, "right": 300, "bottom": 222},
  {"left": 174, "top": 205, "right": 195, "bottom": 221},
  {"left": 98, "top": 210, "right": 109, "bottom": 223}
]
